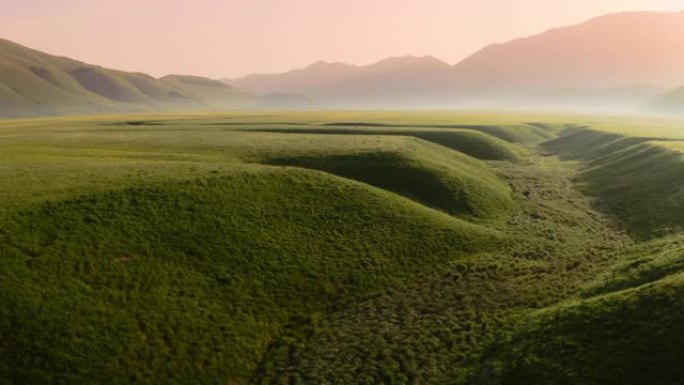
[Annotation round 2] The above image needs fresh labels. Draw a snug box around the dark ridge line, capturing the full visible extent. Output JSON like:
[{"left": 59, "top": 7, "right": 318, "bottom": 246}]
[
  {"left": 323, "top": 122, "right": 502, "bottom": 130},
  {"left": 102, "top": 120, "right": 520, "bottom": 131},
  {"left": 202, "top": 122, "right": 313, "bottom": 126},
  {"left": 230, "top": 127, "right": 500, "bottom": 138},
  {"left": 121, "top": 121, "right": 164, "bottom": 126},
  {"left": 233, "top": 128, "right": 370, "bottom": 134}
]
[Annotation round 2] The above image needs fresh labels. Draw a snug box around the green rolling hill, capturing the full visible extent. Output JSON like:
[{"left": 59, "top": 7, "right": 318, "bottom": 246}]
[
  {"left": 0, "top": 38, "right": 253, "bottom": 118},
  {"left": 1, "top": 111, "right": 684, "bottom": 384}
]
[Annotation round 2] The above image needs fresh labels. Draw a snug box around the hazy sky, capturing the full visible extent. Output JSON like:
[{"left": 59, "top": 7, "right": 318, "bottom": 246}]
[{"left": 1, "top": 0, "right": 682, "bottom": 78}]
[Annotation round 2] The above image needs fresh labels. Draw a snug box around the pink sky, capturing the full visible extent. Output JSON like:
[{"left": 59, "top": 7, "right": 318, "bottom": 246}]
[{"left": 1, "top": 0, "right": 682, "bottom": 79}]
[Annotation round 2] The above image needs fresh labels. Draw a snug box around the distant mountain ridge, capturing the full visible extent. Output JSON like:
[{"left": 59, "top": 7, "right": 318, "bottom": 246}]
[
  {"left": 4, "top": 10, "right": 684, "bottom": 117},
  {"left": 226, "top": 11, "right": 684, "bottom": 110},
  {"left": 226, "top": 56, "right": 457, "bottom": 107},
  {"left": 0, "top": 38, "right": 253, "bottom": 118},
  {"left": 451, "top": 11, "right": 684, "bottom": 93},
  {"left": 654, "top": 86, "right": 684, "bottom": 112}
]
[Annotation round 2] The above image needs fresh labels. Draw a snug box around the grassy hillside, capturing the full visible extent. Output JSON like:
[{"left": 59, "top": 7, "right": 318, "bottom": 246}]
[
  {"left": 0, "top": 38, "right": 252, "bottom": 118},
  {"left": 544, "top": 124, "right": 684, "bottom": 239},
  {"left": 160, "top": 75, "right": 253, "bottom": 108},
  {"left": 245, "top": 126, "right": 525, "bottom": 161},
  {"left": 0, "top": 167, "right": 498, "bottom": 384},
  {"left": 0, "top": 115, "right": 523, "bottom": 219},
  {"left": 0, "top": 112, "right": 529, "bottom": 384},
  {"left": 469, "top": 117, "right": 684, "bottom": 385},
  {"left": 2, "top": 111, "right": 684, "bottom": 385},
  {"left": 263, "top": 138, "right": 515, "bottom": 219},
  {"left": 253, "top": 155, "right": 630, "bottom": 385},
  {"left": 477, "top": 236, "right": 684, "bottom": 385}
]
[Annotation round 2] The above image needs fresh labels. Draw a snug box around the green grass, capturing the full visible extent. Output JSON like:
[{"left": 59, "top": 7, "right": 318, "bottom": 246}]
[
  {"left": 544, "top": 125, "right": 684, "bottom": 239},
  {"left": 253, "top": 156, "right": 631, "bottom": 385},
  {"left": 468, "top": 118, "right": 684, "bottom": 385},
  {"left": 477, "top": 237, "right": 684, "bottom": 385},
  {"left": 2, "top": 111, "right": 684, "bottom": 385},
  {"left": 0, "top": 167, "right": 497, "bottom": 384},
  {"left": 583, "top": 235, "right": 684, "bottom": 297},
  {"left": 0, "top": 112, "right": 525, "bottom": 383},
  {"left": 263, "top": 137, "right": 515, "bottom": 220},
  {"left": 241, "top": 126, "right": 526, "bottom": 161}
]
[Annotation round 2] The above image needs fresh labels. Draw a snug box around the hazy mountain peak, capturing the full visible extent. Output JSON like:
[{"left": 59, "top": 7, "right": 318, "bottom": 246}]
[
  {"left": 452, "top": 10, "right": 684, "bottom": 93},
  {"left": 304, "top": 60, "right": 356, "bottom": 70},
  {"left": 229, "top": 54, "right": 454, "bottom": 100},
  {"left": 161, "top": 74, "right": 234, "bottom": 87},
  {"left": 369, "top": 55, "right": 451, "bottom": 70}
]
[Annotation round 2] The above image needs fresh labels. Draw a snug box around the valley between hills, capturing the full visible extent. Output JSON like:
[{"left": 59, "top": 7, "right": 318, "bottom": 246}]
[{"left": 2, "top": 111, "right": 683, "bottom": 384}]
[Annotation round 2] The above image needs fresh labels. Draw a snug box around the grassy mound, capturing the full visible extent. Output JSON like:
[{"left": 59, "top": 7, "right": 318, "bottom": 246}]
[
  {"left": 264, "top": 137, "right": 516, "bottom": 220},
  {"left": 245, "top": 126, "right": 525, "bottom": 161},
  {"left": 0, "top": 167, "right": 496, "bottom": 384},
  {"left": 454, "top": 123, "right": 556, "bottom": 144},
  {"left": 320, "top": 122, "right": 555, "bottom": 144},
  {"left": 0, "top": 118, "right": 519, "bottom": 219},
  {"left": 543, "top": 126, "right": 651, "bottom": 160},
  {"left": 545, "top": 127, "right": 684, "bottom": 239}
]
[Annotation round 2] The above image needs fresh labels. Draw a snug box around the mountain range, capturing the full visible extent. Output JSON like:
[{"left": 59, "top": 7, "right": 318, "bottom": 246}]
[
  {"left": 3, "top": 11, "right": 684, "bottom": 117},
  {"left": 226, "top": 56, "right": 457, "bottom": 107},
  {"left": 227, "top": 11, "right": 684, "bottom": 110}
]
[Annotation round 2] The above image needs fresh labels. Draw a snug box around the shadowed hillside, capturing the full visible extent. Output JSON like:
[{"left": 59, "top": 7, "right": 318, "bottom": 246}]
[{"left": 544, "top": 126, "right": 684, "bottom": 239}]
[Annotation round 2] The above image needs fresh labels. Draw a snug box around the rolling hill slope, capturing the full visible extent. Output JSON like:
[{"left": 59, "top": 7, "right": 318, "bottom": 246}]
[
  {"left": 2, "top": 105, "right": 684, "bottom": 385},
  {"left": 544, "top": 125, "right": 684, "bottom": 239},
  {"left": 0, "top": 167, "right": 499, "bottom": 384},
  {"left": 0, "top": 38, "right": 253, "bottom": 118},
  {"left": 0, "top": 112, "right": 523, "bottom": 383}
]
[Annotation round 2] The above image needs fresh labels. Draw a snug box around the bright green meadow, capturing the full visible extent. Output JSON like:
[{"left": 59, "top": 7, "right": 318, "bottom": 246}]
[{"left": 1, "top": 111, "right": 684, "bottom": 384}]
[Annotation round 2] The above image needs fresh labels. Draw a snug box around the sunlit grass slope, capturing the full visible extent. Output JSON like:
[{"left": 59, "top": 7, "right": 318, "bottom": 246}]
[
  {"left": 243, "top": 126, "right": 525, "bottom": 161},
  {"left": 253, "top": 155, "right": 631, "bottom": 385},
  {"left": 545, "top": 123, "right": 684, "bottom": 239},
  {"left": 0, "top": 112, "right": 532, "bottom": 384},
  {"left": 5, "top": 111, "right": 683, "bottom": 385},
  {"left": 470, "top": 117, "right": 684, "bottom": 385},
  {"left": 0, "top": 167, "right": 498, "bottom": 384},
  {"left": 0, "top": 113, "right": 524, "bottom": 220},
  {"left": 264, "top": 137, "right": 515, "bottom": 219}
]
